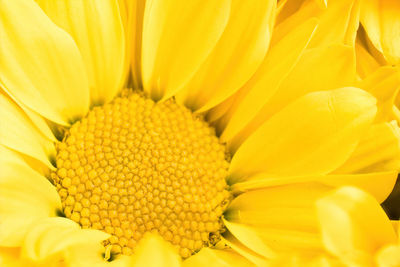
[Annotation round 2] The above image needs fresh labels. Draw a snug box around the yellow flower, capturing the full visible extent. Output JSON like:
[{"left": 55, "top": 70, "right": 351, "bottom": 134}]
[{"left": 0, "top": 0, "right": 399, "bottom": 266}]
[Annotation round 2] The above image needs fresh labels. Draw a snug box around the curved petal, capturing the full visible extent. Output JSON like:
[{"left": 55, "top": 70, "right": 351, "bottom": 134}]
[
  {"left": 132, "top": 233, "right": 181, "bottom": 267},
  {"left": 22, "top": 217, "right": 109, "bottom": 262},
  {"left": 224, "top": 220, "right": 323, "bottom": 256},
  {"left": 267, "top": 252, "right": 344, "bottom": 267},
  {"left": 1, "top": 83, "right": 56, "bottom": 142},
  {"left": 0, "top": 148, "right": 61, "bottom": 247},
  {"left": 226, "top": 183, "right": 328, "bottom": 232},
  {"left": 223, "top": 220, "right": 277, "bottom": 259},
  {"left": 334, "top": 121, "right": 400, "bottom": 174},
  {"left": 127, "top": 0, "right": 146, "bottom": 89},
  {"left": 230, "top": 171, "right": 397, "bottom": 204},
  {"left": 183, "top": 248, "right": 253, "bottom": 267},
  {"left": 66, "top": 242, "right": 134, "bottom": 267},
  {"left": 375, "top": 244, "right": 400, "bottom": 267},
  {"left": 35, "top": 0, "right": 126, "bottom": 105},
  {"left": 141, "top": 0, "right": 231, "bottom": 101},
  {"left": 0, "top": 247, "right": 33, "bottom": 267},
  {"left": 358, "top": 66, "right": 400, "bottom": 123},
  {"left": 355, "top": 40, "right": 381, "bottom": 79},
  {"left": 220, "top": 18, "right": 318, "bottom": 142},
  {"left": 316, "top": 187, "right": 397, "bottom": 257},
  {"left": 228, "top": 87, "right": 377, "bottom": 183},
  {"left": 224, "top": 183, "right": 338, "bottom": 256},
  {"left": 175, "top": 0, "right": 276, "bottom": 112},
  {"left": 0, "top": 0, "right": 90, "bottom": 125},
  {"left": 275, "top": 0, "right": 359, "bottom": 47},
  {"left": 0, "top": 94, "right": 55, "bottom": 169},
  {"left": 307, "top": 0, "right": 360, "bottom": 47},
  {"left": 360, "top": 0, "right": 400, "bottom": 65},
  {"left": 19, "top": 105, "right": 56, "bottom": 143},
  {"left": 220, "top": 233, "right": 268, "bottom": 266},
  {"left": 63, "top": 244, "right": 134, "bottom": 267},
  {"left": 226, "top": 45, "right": 357, "bottom": 150}
]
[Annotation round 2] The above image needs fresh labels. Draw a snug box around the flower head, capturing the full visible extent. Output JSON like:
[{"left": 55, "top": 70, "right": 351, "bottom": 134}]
[{"left": 1, "top": 0, "right": 400, "bottom": 266}]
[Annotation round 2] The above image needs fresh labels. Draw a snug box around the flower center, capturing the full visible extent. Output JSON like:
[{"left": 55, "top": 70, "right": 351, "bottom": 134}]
[{"left": 51, "top": 92, "right": 231, "bottom": 258}]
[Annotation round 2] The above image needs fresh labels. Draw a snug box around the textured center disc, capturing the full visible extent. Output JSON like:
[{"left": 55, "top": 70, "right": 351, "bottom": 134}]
[{"left": 51, "top": 92, "right": 231, "bottom": 258}]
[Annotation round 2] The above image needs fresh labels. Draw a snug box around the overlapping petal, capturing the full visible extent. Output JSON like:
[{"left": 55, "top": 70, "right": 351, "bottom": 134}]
[
  {"left": 224, "top": 45, "right": 357, "bottom": 150},
  {"left": 219, "top": 18, "right": 318, "bottom": 142},
  {"left": 175, "top": 0, "right": 276, "bottom": 112},
  {"left": 0, "top": 0, "right": 90, "bottom": 125},
  {"left": 0, "top": 94, "right": 55, "bottom": 169},
  {"left": 334, "top": 121, "right": 400, "bottom": 174},
  {"left": 276, "top": 0, "right": 359, "bottom": 47},
  {"left": 316, "top": 187, "right": 398, "bottom": 265},
  {"left": 35, "top": 0, "right": 126, "bottom": 105},
  {"left": 183, "top": 248, "right": 253, "bottom": 267},
  {"left": 141, "top": 0, "right": 231, "bottom": 101},
  {"left": 21, "top": 217, "right": 109, "bottom": 263},
  {"left": 360, "top": 0, "right": 400, "bottom": 65},
  {"left": 0, "top": 147, "right": 61, "bottom": 247},
  {"left": 131, "top": 233, "right": 181, "bottom": 267},
  {"left": 224, "top": 183, "right": 328, "bottom": 256},
  {"left": 228, "top": 87, "right": 376, "bottom": 182}
]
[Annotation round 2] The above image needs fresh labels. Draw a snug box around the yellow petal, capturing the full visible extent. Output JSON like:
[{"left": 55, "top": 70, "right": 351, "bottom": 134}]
[
  {"left": 375, "top": 244, "right": 400, "bottom": 267},
  {"left": 22, "top": 217, "right": 109, "bottom": 262},
  {"left": 132, "top": 233, "right": 181, "bottom": 267},
  {"left": 141, "top": 0, "right": 230, "bottom": 101},
  {"left": 224, "top": 219, "right": 324, "bottom": 255},
  {"left": 223, "top": 184, "right": 334, "bottom": 256},
  {"left": 117, "top": 0, "right": 137, "bottom": 91},
  {"left": 127, "top": 0, "right": 146, "bottom": 89},
  {"left": 19, "top": 105, "right": 56, "bottom": 143},
  {"left": 358, "top": 25, "right": 389, "bottom": 66},
  {"left": 355, "top": 40, "right": 381, "bottom": 79},
  {"left": 175, "top": 0, "right": 276, "bottom": 112},
  {"left": 227, "top": 45, "right": 357, "bottom": 150},
  {"left": 223, "top": 220, "right": 276, "bottom": 258},
  {"left": 221, "top": 232, "right": 268, "bottom": 266},
  {"left": 0, "top": 155, "right": 61, "bottom": 218},
  {"left": 228, "top": 87, "right": 376, "bottom": 182},
  {"left": 358, "top": 66, "right": 400, "bottom": 123},
  {"left": 334, "top": 121, "right": 400, "bottom": 174},
  {"left": 321, "top": 172, "right": 397, "bottom": 204},
  {"left": 183, "top": 248, "right": 253, "bottom": 267},
  {"left": 64, "top": 241, "right": 134, "bottom": 267},
  {"left": 230, "top": 171, "right": 397, "bottom": 204},
  {"left": 0, "top": 94, "right": 55, "bottom": 169},
  {"left": 308, "top": 0, "right": 360, "bottom": 47},
  {"left": 0, "top": 158, "right": 61, "bottom": 246},
  {"left": 276, "top": 0, "right": 289, "bottom": 17},
  {"left": 0, "top": 143, "right": 50, "bottom": 178},
  {"left": 206, "top": 93, "right": 237, "bottom": 124},
  {"left": 268, "top": 252, "right": 346, "bottom": 267},
  {"left": 276, "top": 0, "right": 359, "bottom": 47},
  {"left": 315, "top": 0, "right": 328, "bottom": 9},
  {"left": 0, "top": 247, "right": 34, "bottom": 267},
  {"left": 316, "top": 186, "right": 397, "bottom": 257},
  {"left": 360, "top": 0, "right": 400, "bottom": 65},
  {"left": 220, "top": 18, "right": 318, "bottom": 142},
  {"left": 276, "top": 0, "right": 313, "bottom": 26},
  {"left": 0, "top": 0, "right": 90, "bottom": 125},
  {"left": 226, "top": 183, "right": 328, "bottom": 232},
  {"left": 35, "top": 0, "right": 126, "bottom": 105},
  {"left": 0, "top": 85, "right": 56, "bottom": 142}
]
